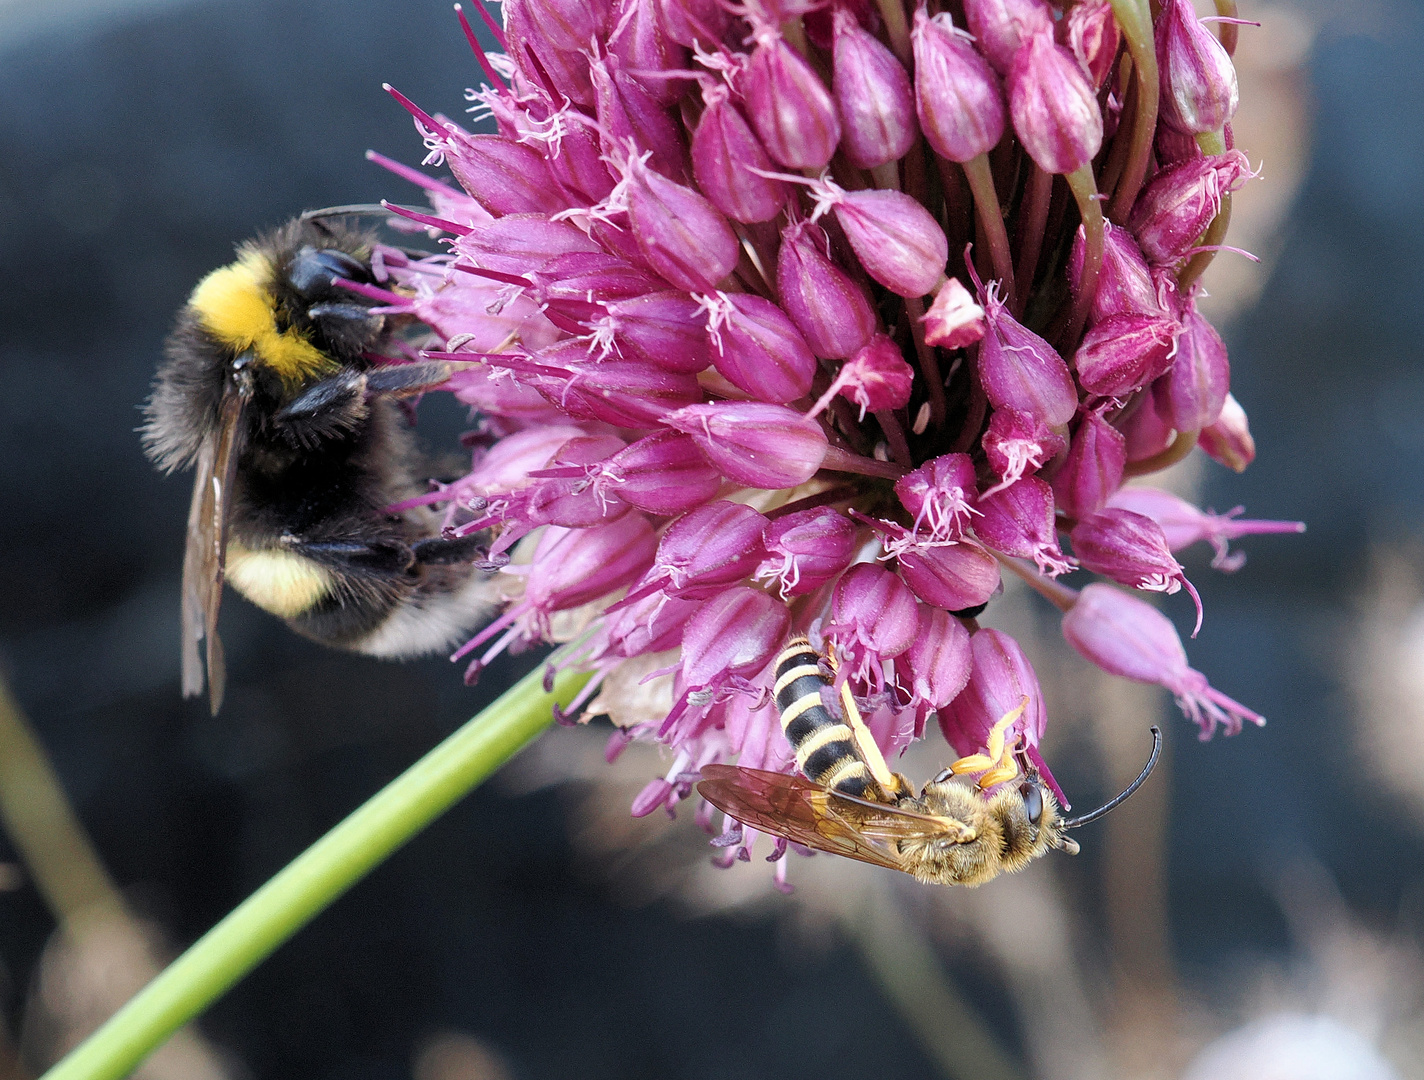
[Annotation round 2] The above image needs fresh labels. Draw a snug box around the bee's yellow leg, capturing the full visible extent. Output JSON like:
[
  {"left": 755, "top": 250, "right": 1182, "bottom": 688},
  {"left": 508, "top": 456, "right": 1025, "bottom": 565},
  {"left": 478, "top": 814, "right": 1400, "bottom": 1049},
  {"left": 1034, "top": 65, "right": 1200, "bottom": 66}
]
[{"left": 948, "top": 697, "right": 1029, "bottom": 783}]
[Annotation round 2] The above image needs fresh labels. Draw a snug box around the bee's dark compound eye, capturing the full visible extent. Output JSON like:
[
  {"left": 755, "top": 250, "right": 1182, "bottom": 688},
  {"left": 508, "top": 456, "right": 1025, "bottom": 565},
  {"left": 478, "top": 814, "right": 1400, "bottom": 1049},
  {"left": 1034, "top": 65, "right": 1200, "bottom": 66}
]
[
  {"left": 289, "top": 248, "right": 370, "bottom": 295},
  {"left": 1020, "top": 782, "right": 1043, "bottom": 825}
]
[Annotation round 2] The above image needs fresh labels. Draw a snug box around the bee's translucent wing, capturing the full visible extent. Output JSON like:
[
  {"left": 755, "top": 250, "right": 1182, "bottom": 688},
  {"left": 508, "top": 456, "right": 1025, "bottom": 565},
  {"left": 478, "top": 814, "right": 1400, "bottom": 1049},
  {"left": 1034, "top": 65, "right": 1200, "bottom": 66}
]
[
  {"left": 181, "top": 389, "right": 245, "bottom": 714},
  {"left": 697, "top": 765, "right": 910, "bottom": 873}
]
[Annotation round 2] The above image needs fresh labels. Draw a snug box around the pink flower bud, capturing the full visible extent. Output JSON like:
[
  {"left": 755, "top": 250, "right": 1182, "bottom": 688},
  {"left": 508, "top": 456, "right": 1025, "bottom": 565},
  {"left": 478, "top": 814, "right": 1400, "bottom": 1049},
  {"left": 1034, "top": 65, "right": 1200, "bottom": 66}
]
[
  {"left": 756, "top": 507, "right": 857, "bottom": 598},
  {"left": 777, "top": 220, "right": 878, "bottom": 359},
  {"left": 602, "top": 587, "right": 702, "bottom": 658},
  {"left": 624, "top": 152, "right": 739, "bottom": 292},
  {"left": 527, "top": 515, "right": 658, "bottom": 614},
  {"left": 506, "top": 0, "right": 606, "bottom": 54},
  {"left": 1198, "top": 392, "right": 1255, "bottom": 472},
  {"left": 1051, "top": 408, "right": 1126, "bottom": 518},
  {"left": 1071, "top": 507, "right": 1203, "bottom": 634},
  {"left": 520, "top": 434, "right": 631, "bottom": 528},
  {"left": 829, "top": 563, "right": 920, "bottom": 661},
  {"left": 962, "top": 0, "right": 1054, "bottom": 74},
  {"left": 443, "top": 133, "right": 568, "bottom": 217},
  {"left": 662, "top": 402, "right": 829, "bottom": 489},
  {"left": 922, "top": 277, "right": 986, "bottom": 348},
  {"left": 1062, "top": 584, "right": 1263, "bottom": 737},
  {"left": 464, "top": 424, "right": 593, "bottom": 495},
  {"left": 524, "top": 252, "right": 664, "bottom": 332},
  {"left": 744, "top": 27, "right": 842, "bottom": 169},
  {"left": 641, "top": 501, "right": 769, "bottom": 600},
  {"left": 814, "top": 181, "right": 949, "bottom": 298},
  {"left": 691, "top": 89, "right": 789, "bottom": 224},
  {"left": 657, "top": 0, "right": 730, "bottom": 48},
  {"left": 1063, "top": 0, "right": 1120, "bottom": 90},
  {"left": 1119, "top": 391, "right": 1175, "bottom": 463},
  {"left": 911, "top": 7, "right": 1007, "bottom": 163},
  {"left": 905, "top": 606, "right": 973, "bottom": 712},
  {"left": 897, "top": 537, "right": 1002, "bottom": 612},
  {"left": 700, "top": 291, "right": 818, "bottom": 403},
  {"left": 1152, "top": 305, "right": 1229, "bottom": 431},
  {"left": 608, "top": 0, "right": 689, "bottom": 105},
  {"left": 981, "top": 408, "right": 1066, "bottom": 491},
  {"left": 1156, "top": 0, "right": 1239, "bottom": 135},
  {"left": 1074, "top": 312, "right": 1181, "bottom": 397},
  {"left": 679, "top": 587, "right": 790, "bottom": 690},
  {"left": 1129, "top": 151, "right": 1253, "bottom": 266},
  {"left": 836, "top": 336, "right": 916, "bottom": 416},
  {"left": 591, "top": 55, "right": 687, "bottom": 182},
  {"left": 974, "top": 477, "right": 1075, "bottom": 576},
  {"left": 596, "top": 291, "right": 710, "bottom": 374},
  {"left": 1107, "top": 487, "right": 1305, "bottom": 571},
  {"left": 1008, "top": 30, "right": 1104, "bottom": 175},
  {"left": 896, "top": 453, "right": 979, "bottom": 540},
  {"left": 1070, "top": 222, "right": 1162, "bottom": 323},
  {"left": 452, "top": 214, "right": 602, "bottom": 277},
  {"left": 597, "top": 431, "right": 724, "bottom": 515},
  {"left": 523, "top": 353, "right": 703, "bottom": 428},
  {"left": 543, "top": 111, "right": 620, "bottom": 206},
  {"left": 832, "top": 7, "right": 917, "bottom": 168},
  {"left": 976, "top": 283, "right": 1079, "bottom": 426}
]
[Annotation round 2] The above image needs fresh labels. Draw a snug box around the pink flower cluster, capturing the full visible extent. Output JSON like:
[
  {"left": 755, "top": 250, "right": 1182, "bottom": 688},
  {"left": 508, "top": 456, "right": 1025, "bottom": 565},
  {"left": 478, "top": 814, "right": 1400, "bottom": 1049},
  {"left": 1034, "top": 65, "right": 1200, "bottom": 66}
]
[{"left": 361, "top": 0, "right": 1299, "bottom": 854}]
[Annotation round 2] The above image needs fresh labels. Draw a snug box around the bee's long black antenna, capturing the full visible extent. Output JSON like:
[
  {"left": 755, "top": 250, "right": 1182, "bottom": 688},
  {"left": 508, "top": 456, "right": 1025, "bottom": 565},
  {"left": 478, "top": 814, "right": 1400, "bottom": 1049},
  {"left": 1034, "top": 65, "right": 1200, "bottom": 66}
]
[
  {"left": 1061, "top": 726, "right": 1162, "bottom": 829},
  {"left": 301, "top": 204, "right": 423, "bottom": 220}
]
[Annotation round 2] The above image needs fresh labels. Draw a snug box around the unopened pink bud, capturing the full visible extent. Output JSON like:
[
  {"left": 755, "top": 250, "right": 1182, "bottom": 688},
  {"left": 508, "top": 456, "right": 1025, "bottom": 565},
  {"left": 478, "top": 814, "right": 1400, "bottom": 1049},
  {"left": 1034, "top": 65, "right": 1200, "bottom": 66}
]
[
  {"left": 543, "top": 111, "right": 620, "bottom": 206},
  {"left": 663, "top": 402, "right": 829, "bottom": 489},
  {"left": 506, "top": 0, "right": 606, "bottom": 54},
  {"left": 445, "top": 132, "right": 568, "bottom": 216},
  {"left": 830, "top": 563, "right": 920, "bottom": 660},
  {"left": 1008, "top": 30, "right": 1104, "bottom": 175},
  {"left": 1107, "top": 486, "right": 1305, "bottom": 570},
  {"left": 1198, "top": 392, "right": 1255, "bottom": 472},
  {"left": 820, "top": 182, "right": 949, "bottom": 298},
  {"left": 832, "top": 7, "right": 917, "bottom": 169},
  {"left": 897, "top": 453, "right": 978, "bottom": 539},
  {"left": 898, "top": 537, "right": 1001, "bottom": 612},
  {"left": 905, "top": 606, "right": 973, "bottom": 711},
  {"left": 1071, "top": 507, "right": 1203, "bottom": 634},
  {"left": 1062, "top": 584, "right": 1263, "bottom": 737},
  {"left": 1129, "top": 151, "right": 1252, "bottom": 266},
  {"left": 597, "top": 291, "right": 710, "bottom": 374},
  {"left": 527, "top": 515, "right": 659, "bottom": 613},
  {"left": 833, "top": 336, "right": 916, "bottom": 417},
  {"left": 1063, "top": 0, "right": 1120, "bottom": 90},
  {"left": 962, "top": 0, "right": 1054, "bottom": 74},
  {"left": 700, "top": 291, "right": 818, "bottom": 403},
  {"left": 452, "top": 215, "right": 601, "bottom": 277},
  {"left": 657, "top": 0, "right": 730, "bottom": 47},
  {"left": 1051, "top": 408, "right": 1127, "bottom": 518},
  {"left": 625, "top": 153, "right": 739, "bottom": 293},
  {"left": 591, "top": 55, "right": 687, "bottom": 182},
  {"left": 756, "top": 507, "right": 857, "bottom": 598},
  {"left": 691, "top": 89, "right": 790, "bottom": 224},
  {"left": 1153, "top": 305, "right": 1229, "bottom": 431},
  {"left": 744, "top": 27, "right": 842, "bottom": 169},
  {"left": 778, "top": 220, "right": 878, "bottom": 359},
  {"left": 608, "top": 0, "right": 689, "bottom": 104},
  {"left": 976, "top": 285, "right": 1079, "bottom": 426},
  {"left": 526, "top": 353, "right": 703, "bottom": 428},
  {"left": 1070, "top": 222, "right": 1162, "bottom": 323},
  {"left": 1156, "top": 0, "right": 1239, "bottom": 135},
  {"left": 529, "top": 252, "right": 664, "bottom": 332},
  {"left": 598, "top": 432, "right": 724, "bottom": 515},
  {"left": 1074, "top": 312, "right": 1181, "bottom": 398},
  {"left": 680, "top": 586, "right": 791, "bottom": 690},
  {"left": 912, "top": 7, "right": 1007, "bottom": 163},
  {"left": 642, "top": 501, "right": 769, "bottom": 599},
  {"left": 922, "top": 277, "right": 986, "bottom": 348},
  {"left": 982, "top": 408, "right": 1066, "bottom": 491},
  {"left": 1119, "top": 391, "right": 1175, "bottom": 463},
  {"left": 974, "top": 477, "right": 1074, "bottom": 576}
]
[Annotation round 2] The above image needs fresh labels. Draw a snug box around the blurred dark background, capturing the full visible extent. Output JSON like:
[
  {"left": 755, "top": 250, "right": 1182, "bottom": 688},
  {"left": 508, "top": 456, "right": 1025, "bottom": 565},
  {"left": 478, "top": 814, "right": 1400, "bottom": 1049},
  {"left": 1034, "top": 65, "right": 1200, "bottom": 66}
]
[{"left": 1, "top": 0, "right": 1421, "bottom": 1078}]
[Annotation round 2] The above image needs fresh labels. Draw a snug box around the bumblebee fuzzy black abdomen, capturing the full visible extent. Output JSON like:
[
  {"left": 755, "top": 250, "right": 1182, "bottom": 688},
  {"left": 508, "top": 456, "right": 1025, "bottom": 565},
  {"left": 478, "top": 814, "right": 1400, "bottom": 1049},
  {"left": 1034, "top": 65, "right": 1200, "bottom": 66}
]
[{"left": 774, "top": 639, "right": 875, "bottom": 799}]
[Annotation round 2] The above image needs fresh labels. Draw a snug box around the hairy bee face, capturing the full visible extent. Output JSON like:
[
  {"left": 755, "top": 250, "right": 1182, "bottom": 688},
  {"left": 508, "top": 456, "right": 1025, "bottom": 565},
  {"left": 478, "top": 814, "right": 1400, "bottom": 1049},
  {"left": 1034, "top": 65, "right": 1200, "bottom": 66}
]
[{"left": 899, "top": 778, "right": 1068, "bottom": 886}]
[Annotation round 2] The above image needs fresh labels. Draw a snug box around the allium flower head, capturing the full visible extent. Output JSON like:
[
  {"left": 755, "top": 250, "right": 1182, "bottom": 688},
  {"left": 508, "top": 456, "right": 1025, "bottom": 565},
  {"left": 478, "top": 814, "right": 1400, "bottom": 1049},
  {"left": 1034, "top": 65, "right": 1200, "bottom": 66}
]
[{"left": 367, "top": 0, "right": 1291, "bottom": 882}]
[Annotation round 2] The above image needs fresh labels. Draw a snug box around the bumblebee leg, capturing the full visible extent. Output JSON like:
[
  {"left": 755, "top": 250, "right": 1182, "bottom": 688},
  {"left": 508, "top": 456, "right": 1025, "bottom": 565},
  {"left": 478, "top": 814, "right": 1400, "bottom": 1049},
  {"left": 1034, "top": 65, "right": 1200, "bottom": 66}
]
[
  {"left": 280, "top": 536, "right": 415, "bottom": 574},
  {"left": 410, "top": 534, "right": 488, "bottom": 566}
]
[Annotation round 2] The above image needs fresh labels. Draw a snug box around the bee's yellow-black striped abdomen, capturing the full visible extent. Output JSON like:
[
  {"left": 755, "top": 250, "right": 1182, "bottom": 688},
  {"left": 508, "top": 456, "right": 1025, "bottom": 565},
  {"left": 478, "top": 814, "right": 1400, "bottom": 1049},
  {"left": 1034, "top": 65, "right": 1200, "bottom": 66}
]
[{"left": 774, "top": 638, "right": 874, "bottom": 799}]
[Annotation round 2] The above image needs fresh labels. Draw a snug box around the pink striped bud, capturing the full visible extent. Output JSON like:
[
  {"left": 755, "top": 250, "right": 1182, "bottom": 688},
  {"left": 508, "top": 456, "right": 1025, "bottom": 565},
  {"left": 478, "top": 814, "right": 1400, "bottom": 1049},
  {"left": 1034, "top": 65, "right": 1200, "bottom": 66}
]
[
  {"left": 526, "top": 252, "right": 664, "bottom": 332},
  {"left": 519, "top": 433, "right": 630, "bottom": 528},
  {"left": 922, "top": 277, "right": 986, "bottom": 348},
  {"left": 835, "top": 337, "right": 916, "bottom": 416},
  {"left": 756, "top": 507, "right": 858, "bottom": 598},
  {"left": 1070, "top": 222, "right": 1162, "bottom": 323},
  {"left": 1129, "top": 151, "right": 1253, "bottom": 266},
  {"left": 526, "top": 515, "right": 658, "bottom": 614},
  {"left": 809, "top": 179, "right": 949, "bottom": 297},
  {"left": 976, "top": 283, "right": 1079, "bottom": 426},
  {"left": 1051, "top": 408, "right": 1126, "bottom": 518},
  {"left": 663, "top": 402, "right": 829, "bottom": 488},
  {"left": 897, "top": 537, "right": 1002, "bottom": 612},
  {"left": 624, "top": 152, "right": 739, "bottom": 293},
  {"left": 591, "top": 55, "right": 687, "bottom": 182},
  {"left": 1198, "top": 392, "right": 1255, "bottom": 472},
  {"left": 832, "top": 7, "right": 917, "bottom": 169},
  {"left": 829, "top": 563, "right": 920, "bottom": 661},
  {"left": 962, "top": 0, "right": 1054, "bottom": 74},
  {"left": 777, "top": 220, "right": 878, "bottom": 359},
  {"left": 1152, "top": 305, "right": 1229, "bottom": 431},
  {"left": 506, "top": 0, "right": 606, "bottom": 54},
  {"left": 595, "top": 291, "right": 710, "bottom": 374},
  {"left": 602, "top": 588, "right": 701, "bottom": 658},
  {"left": 678, "top": 586, "right": 791, "bottom": 691},
  {"left": 744, "top": 26, "right": 842, "bottom": 168},
  {"left": 1107, "top": 487, "right": 1304, "bottom": 571},
  {"left": 443, "top": 133, "right": 567, "bottom": 216},
  {"left": 974, "top": 477, "right": 1074, "bottom": 576},
  {"left": 897, "top": 453, "right": 978, "bottom": 540},
  {"left": 1062, "top": 584, "right": 1263, "bottom": 738},
  {"left": 912, "top": 7, "right": 1007, "bottom": 163},
  {"left": 982, "top": 408, "right": 1066, "bottom": 491},
  {"left": 691, "top": 88, "right": 789, "bottom": 224},
  {"left": 522, "top": 353, "right": 703, "bottom": 427},
  {"left": 1008, "top": 30, "right": 1104, "bottom": 175},
  {"left": 700, "top": 291, "right": 818, "bottom": 402},
  {"left": 596, "top": 431, "right": 723, "bottom": 515},
  {"left": 1063, "top": 0, "right": 1121, "bottom": 90},
  {"left": 452, "top": 214, "right": 601, "bottom": 277},
  {"left": 1120, "top": 391, "right": 1175, "bottom": 463},
  {"left": 905, "top": 606, "right": 973, "bottom": 713},
  {"left": 638, "top": 501, "right": 769, "bottom": 600},
  {"left": 939, "top": 628, "right": 1062, "bottom": 801},
  {"left": 657, "top": 0, "right": 730, "bottom": 47},
  {"left": 608, "top": 0, "right": 689, "bottom": 104},
  {"left": 543, "top": 112, "right": 619, "bottom": 206},
  {"left": 1071, "top": 507, "right": 1203, "bottom": 634},
  {"left": 1156, "top": 0, "right": 1239, "bottom": 134},
  {"left": 1074, "top": 312, "right": 1181, "bottom": 397},
  {"left": 463, "top": 424, "right": 593, "bottom": 495}
]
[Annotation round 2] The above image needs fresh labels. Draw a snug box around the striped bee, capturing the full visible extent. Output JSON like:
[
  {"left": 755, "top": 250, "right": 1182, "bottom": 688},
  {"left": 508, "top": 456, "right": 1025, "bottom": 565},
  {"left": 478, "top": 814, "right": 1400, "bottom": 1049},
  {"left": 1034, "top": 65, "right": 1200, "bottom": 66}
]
[{"left": 698, "top": 637, "right": 1161, "bottom": 886}]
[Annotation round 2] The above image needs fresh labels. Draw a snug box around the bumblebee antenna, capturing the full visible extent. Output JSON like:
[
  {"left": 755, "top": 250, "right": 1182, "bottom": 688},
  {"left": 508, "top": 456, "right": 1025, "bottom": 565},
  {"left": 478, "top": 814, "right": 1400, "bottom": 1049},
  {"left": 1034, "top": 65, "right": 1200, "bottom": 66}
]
[
  {"left": 1061, "top": 726, "right": 1162, "bottom": 829},
  {"left": 301, "top": 204, "right": 423, "bottom": 220}
]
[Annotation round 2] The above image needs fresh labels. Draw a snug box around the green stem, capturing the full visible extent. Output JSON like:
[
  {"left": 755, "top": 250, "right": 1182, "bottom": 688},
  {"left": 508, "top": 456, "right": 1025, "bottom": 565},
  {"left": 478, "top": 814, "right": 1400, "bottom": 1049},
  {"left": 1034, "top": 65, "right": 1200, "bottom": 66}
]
[
  {"left": 40, "top": 661, "right": 592, "bottom": 1080},
  {"left": 1213, "top": 0, "right": 1240, "bottom": 55},
  {"left": 1124, "top": 428, "right": 1199, "bottom": 476},
  {"left": 1064, "top": 165, "right": 1104, "bottom": 349},
  {"left": 874, "top": 0, "right": 912, "bottom": 66},
  {"left": 1106, "top": 0, "right": 1159, "bottom": 223},
  {"left": 1177, "top": 130, "right": 1230, "bottom": 291},
  {"left": 961, "top": 153, "right": 1016, "bottom": 311}
]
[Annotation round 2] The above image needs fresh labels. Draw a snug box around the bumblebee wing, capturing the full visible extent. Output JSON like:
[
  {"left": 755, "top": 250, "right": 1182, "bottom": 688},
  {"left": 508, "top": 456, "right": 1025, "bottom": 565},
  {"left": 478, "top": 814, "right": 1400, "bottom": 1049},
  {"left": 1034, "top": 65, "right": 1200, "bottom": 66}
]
[
  {"left": 181, "top": 389, "right": 245, "bottom": 714},
  {"left": 697, "top": 765, "right": 909, "bottom": 873}
]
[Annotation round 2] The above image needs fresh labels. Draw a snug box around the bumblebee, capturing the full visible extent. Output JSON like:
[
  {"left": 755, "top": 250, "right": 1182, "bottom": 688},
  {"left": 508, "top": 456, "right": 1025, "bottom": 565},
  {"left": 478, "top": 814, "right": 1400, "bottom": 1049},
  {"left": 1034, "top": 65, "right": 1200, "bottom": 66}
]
[
  {"left": 697, "top": 638, "right": 1161, "bottom": 886},
  {"left": 143, "top": 215, "right": 495, "bottom": 714}
]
